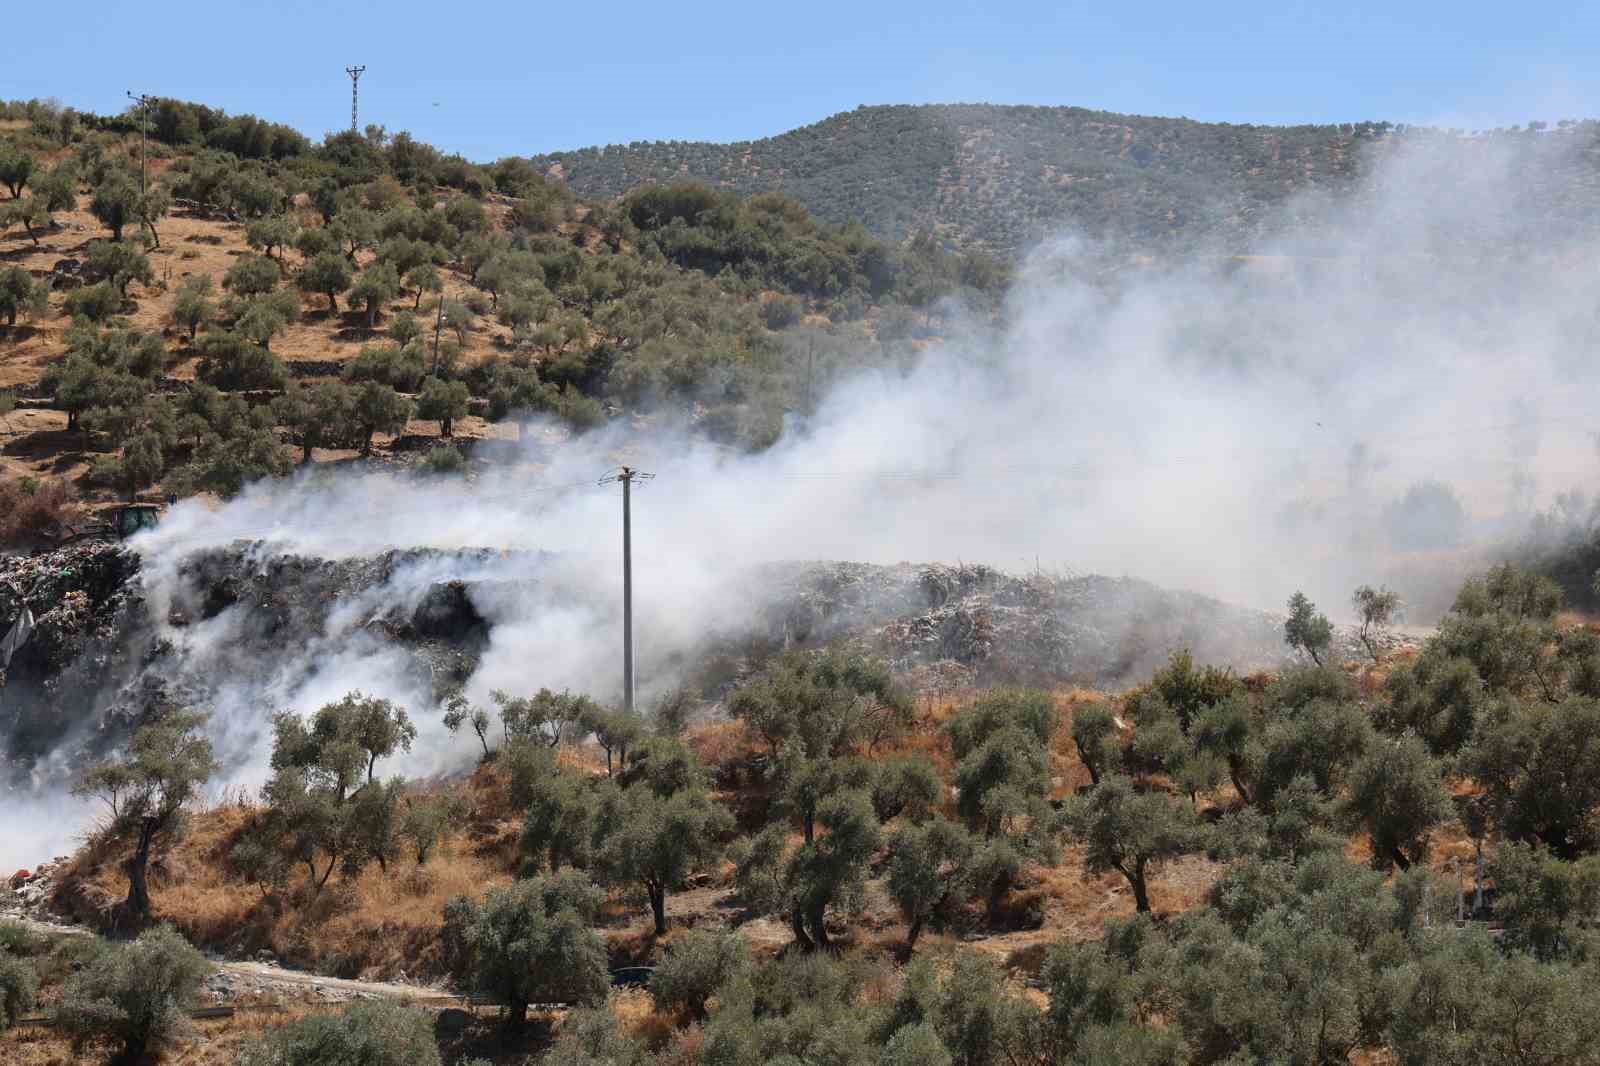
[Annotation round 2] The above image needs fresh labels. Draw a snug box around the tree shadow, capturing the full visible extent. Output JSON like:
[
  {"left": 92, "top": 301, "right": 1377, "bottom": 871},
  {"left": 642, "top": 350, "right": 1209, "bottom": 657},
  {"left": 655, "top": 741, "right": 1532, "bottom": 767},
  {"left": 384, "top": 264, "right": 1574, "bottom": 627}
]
[
  {"left": 2, "top": 428, "right": 83, "bottom": 461},
  {"left": 438, "top": 1010, "right": 557, "bottom": 1065}
]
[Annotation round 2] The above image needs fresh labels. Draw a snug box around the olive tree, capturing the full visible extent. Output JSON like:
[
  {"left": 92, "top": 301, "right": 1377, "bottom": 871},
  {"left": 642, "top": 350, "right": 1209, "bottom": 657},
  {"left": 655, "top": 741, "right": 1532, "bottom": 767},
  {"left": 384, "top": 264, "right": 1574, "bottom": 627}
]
[
  {"left": 887, "top": 815, "right": 980, "bottom": 947},
  {"left": 399, "top": 794, "right": 461, "bottom": 866},
  {"left": 71, "top": 710, "right": 218, "bottom": 917},
  {"left": 1341, "top": 734, "right": 1453, "bottom": 871},
  {"left": 273, "top": 691, "right": 416, "bottom": 790},
  {"left": 650, "top": 929, "right": 747, "bottom": 1020},
  {"left": 442, "top": 691, "right": 493, "bottom": 757},
  {"left": 350, "top": 261, "right": 401, "bottom": 328},
  {"left": 89, "top": 173, "right": 139, "bottom": 240},
  {"left": 299, "top": 251, "right": 352, "bottom": 312},
  {"left": 449, "top": 873, "right": 609, "bottom": 1025},
  {"left": 1464, "top": 696, "right": 1600, "bottom": 858},
  {"left": 223, "top": 253, "right": 281, "bottom": 298},
  {"left": 415, "top": 375, "right": 469, "bottom": 438},
  {"left": 734, "top": 788, "right": 881, "bottom": 949},
  {"left": 273, "top": 380, "right": 354, "bottom": 462},
  {"left": 404, "top": 263, "right": 442, "bottom": 308},
  {"left": 728, "top": 649, "right": 911, "bottom": 845},
  {"left": 245, "top": 214, "right": 297, "bottom": 261},
  {"left": 594, "top": 740, "right": 733, "bottom": 934},
  {"left": 55, "top": 926, "right": 210, "bottom": 1061},
  {"left": 0, "top": 144, "right": 35, "bottom": 197},
  {"left": 1069, "top": 702, "right": 1122, "bottom": 786},
  {"left": 235, "top": 693, "right": 415, "bottom": 894},
  {"left": 1352, "top": 584, "right": 1401, "bottom": 663},
  {"left": 1284, "top": 591, "right": 1334, "bottom": 665},
  {"left": 0, "top": 266, "right": 46, "bottom": 327},
  {"left": 946, "top": 688, "right": 1057, "bottom": 841},
  {"left": 84, "top": 240, "right": 153, "bottom": 296},
  {"left": 518, "top": 755, "right": 602, "bottom": 872},
  {"left": 583, "top": 706, "right": 646, "bottom": 777},
  {"left": 491, "top": 687, "right": 599, "bottom": 747},
  {"left": 351, "top": 381, "right": 412, "bottom": 456},
  {"left": 169, "top": 275, "right": 215, "bottom": 339},
  {"left": 1064, "top": 775, "right": 1201, "bottom": 913}
]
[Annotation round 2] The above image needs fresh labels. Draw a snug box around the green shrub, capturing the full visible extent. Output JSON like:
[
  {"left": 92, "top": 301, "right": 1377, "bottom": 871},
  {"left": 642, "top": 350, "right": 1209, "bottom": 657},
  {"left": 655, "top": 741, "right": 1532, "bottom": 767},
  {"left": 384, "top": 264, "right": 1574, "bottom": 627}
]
[
  {"left": 0, "top": 951, "right": 39, "bottom": 1031},
  {"left": 650, "top": 929, "right": 747, "bottom": 1020},
  {"left": 236, "top": 1000, "right": 441, "bottom": 1066},
  {"left": 543, "top": 1007, "right": 649, "bottom": 1066},
  {"left": 421, "top": 443, "right": 465, "bottom": 476},
  {"left": 0, "top": 920, "right": 45, "bottom": 957},
  {"left": 54, "top": 925, "right": 210, "bottom": 1060},
  {"left": 449, "top": 872, "right": 609, "bottom": 1025}
]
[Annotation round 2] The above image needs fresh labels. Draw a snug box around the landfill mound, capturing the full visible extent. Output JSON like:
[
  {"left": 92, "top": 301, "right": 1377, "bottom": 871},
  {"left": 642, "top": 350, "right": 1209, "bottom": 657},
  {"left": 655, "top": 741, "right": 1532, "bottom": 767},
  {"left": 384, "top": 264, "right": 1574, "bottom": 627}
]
[
  {"left": 757, "top": 562, "right": 1296, "bottom": 689},
  {"left": 1, "top": 543, "right": 1366, "bottom": 791},
  {"left": 0, "top": 542, "right": 541, "bottom": 787}
]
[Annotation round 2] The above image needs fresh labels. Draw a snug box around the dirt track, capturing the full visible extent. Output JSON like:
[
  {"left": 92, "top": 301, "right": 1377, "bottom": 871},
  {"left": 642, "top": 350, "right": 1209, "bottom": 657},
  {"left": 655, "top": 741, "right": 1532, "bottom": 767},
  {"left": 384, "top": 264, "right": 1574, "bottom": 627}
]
[{"left": 2, "top": 913, "right": 459, "bottom": 1006}]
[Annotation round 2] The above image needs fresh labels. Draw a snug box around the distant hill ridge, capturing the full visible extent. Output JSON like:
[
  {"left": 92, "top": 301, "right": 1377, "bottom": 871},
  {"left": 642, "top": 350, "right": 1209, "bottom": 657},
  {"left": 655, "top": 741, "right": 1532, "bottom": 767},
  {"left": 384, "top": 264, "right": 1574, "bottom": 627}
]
[{"left": 530, "top": 103, "right": 1600, "bottom": 255}]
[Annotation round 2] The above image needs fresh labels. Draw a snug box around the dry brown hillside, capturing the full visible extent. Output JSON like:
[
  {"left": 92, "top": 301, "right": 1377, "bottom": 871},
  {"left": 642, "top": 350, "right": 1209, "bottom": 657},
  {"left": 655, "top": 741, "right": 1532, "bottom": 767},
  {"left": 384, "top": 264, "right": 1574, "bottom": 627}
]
[{"left": 0, "top": 156, "right": 542, "bottom": 500}]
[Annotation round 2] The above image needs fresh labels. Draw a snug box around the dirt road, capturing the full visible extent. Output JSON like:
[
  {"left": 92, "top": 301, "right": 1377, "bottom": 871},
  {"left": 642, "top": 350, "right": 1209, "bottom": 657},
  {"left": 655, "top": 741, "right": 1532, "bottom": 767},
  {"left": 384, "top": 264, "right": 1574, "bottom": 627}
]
[{"left": 1, "top": 913, "right": 459, "bottom": 1006}]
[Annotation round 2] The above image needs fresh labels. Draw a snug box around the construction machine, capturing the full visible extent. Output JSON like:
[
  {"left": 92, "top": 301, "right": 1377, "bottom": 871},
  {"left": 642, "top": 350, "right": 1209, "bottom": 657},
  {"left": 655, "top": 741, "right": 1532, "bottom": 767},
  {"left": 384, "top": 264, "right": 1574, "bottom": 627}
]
[{"left": 53, "top": 501, "right": 164, "bottom": 546}]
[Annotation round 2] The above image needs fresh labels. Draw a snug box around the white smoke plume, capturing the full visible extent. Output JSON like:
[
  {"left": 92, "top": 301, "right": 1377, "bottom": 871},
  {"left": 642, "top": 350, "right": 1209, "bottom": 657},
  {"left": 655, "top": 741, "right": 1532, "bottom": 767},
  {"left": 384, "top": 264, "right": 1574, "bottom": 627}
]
[{"left": 5, "top": 128, "right": 1599, "bottom": 867}]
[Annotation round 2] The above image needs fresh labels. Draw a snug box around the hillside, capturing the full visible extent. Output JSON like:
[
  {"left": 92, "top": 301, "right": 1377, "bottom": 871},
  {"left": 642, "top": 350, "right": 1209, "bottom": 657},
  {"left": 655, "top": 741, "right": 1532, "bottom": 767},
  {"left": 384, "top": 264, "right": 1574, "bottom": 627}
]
[
  {"left": 0, "top": 98, "right": 1007, "bottom": 527},
  {"left": 12, "top": 91, "right": 1600, "bottom": 1066},
  {"left": 530, "top": 103, "right": 1600, "bottom": 254}
]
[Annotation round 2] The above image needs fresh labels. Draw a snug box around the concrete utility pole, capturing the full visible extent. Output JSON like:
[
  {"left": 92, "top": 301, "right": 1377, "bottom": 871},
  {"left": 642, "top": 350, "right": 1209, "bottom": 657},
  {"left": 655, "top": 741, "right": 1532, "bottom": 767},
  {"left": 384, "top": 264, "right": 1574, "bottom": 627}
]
[
  {"left": 126, "top": 92, "right": 154, "bottom": 243},
  {"left": 600, "top": 466, "right": 654, "bottom": 711},
  {"left": 345, "top": 66, "right": 366, "bottom": 134}
]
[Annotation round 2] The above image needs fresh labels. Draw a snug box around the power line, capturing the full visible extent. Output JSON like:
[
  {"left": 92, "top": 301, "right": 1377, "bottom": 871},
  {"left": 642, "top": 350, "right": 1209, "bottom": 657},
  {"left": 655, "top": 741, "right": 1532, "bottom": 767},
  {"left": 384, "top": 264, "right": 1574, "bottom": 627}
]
[
  {"left": 345, "top": 66, "right": 365, "bottom": 135},
  {"left": 599, "top": 467, "right": 653, "bottom": 711},
  {"left": 126, "top": 92, "right": 157, "bottom": 246}
]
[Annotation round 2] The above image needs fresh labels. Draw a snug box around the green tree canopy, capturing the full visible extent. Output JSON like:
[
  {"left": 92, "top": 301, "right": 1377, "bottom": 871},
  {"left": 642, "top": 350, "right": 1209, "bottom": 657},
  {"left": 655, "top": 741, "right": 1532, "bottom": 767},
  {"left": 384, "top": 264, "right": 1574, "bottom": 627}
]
[
  {"left": 449, "top": 872, "right": 609, "bottom": 1025},
  {"left": 71, "top": 710, "right": 217, "bottom": 916}
]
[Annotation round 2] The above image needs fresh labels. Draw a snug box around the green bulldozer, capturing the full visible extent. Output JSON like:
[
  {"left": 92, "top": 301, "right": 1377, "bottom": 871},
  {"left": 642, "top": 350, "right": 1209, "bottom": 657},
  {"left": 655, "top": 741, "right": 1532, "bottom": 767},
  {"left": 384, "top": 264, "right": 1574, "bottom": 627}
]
[{"left": 55, "top": 502, "right": 164, "bottom": 546}]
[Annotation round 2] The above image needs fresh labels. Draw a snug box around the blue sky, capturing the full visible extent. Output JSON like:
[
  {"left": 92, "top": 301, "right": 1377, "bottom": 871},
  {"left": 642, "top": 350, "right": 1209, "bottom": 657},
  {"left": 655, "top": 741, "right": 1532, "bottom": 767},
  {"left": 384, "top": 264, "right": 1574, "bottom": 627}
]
[{"left": 6, "top": 1, "right": 1597, "bottom": 161}]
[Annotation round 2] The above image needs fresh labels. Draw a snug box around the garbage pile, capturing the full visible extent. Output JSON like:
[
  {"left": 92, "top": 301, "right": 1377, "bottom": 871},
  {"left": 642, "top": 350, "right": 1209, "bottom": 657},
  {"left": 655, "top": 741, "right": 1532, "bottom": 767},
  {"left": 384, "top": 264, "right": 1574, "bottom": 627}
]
[
  {"left": 1, "top": 855, "right": 71, "bottom": 922},
  {"left": 0, "top": 541, "right": 542, "bottom": 792},
  {"left": 754, "top": 562, "right": 1304, "bottom": 687},
  {"left": 166, "top": 544, "right": 524, "bottom": 691},
  {"left": 1, "top": 543, "right": 149, "bottom": 774},
  {"left": 0, "top": 542, "right": 143, "bottom": 685}
]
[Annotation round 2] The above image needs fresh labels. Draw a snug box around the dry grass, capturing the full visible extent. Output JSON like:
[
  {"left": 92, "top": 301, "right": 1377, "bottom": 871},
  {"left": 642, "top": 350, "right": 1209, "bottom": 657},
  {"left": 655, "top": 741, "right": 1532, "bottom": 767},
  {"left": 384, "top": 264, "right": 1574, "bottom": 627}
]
[
  {"left": 0, "top": 473, "right": 80, "bottom": 542},
  {"left": 56, "top": 774, "right": 521, "bottom": 980},
  {"left": 0, "top": 1000, "right": 324, "bottom": 1066}
]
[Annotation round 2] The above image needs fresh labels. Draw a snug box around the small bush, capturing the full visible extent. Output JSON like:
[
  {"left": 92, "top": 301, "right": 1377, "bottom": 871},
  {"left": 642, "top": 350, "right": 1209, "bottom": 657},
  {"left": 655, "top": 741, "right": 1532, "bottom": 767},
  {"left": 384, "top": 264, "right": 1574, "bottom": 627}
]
[
  {"left": 421, "top": 443, "right": 465, "bottom": 475},
  {"left": 650, "top": 930, "right": 747, "bottom": 1020},
  {"left": 544, "top": 1006, "right": 649, "bottom": 1066},
  {"left": 54, "top": 925, "right": 210, "bottom": 1060},
  {"left": 236, "top": 1000, "right": 441, "bottom": 1066},
  {"left": 0, "top": 951, "right": 39, "bottom": 1032},
  {"left": 0, "top": 920, "right": 45, "bottom": 957}
]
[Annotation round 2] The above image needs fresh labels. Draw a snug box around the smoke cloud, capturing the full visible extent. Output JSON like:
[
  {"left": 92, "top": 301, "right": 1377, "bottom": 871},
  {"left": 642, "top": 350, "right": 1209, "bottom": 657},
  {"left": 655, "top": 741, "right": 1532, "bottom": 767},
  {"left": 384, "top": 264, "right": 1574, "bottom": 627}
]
[{"left": 6, "top": 128, "right": 1600, "bottom": 867}]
